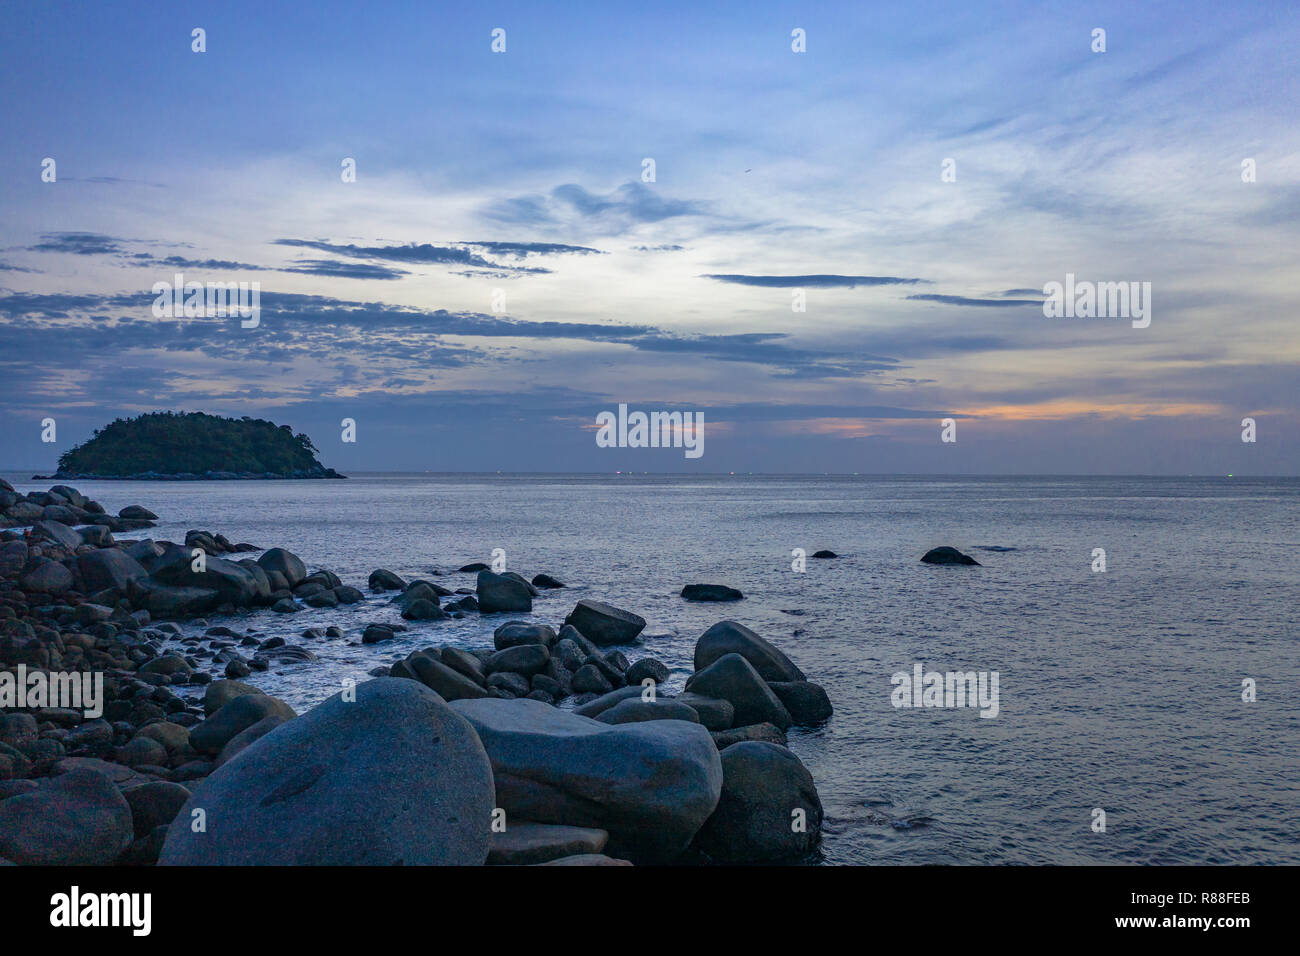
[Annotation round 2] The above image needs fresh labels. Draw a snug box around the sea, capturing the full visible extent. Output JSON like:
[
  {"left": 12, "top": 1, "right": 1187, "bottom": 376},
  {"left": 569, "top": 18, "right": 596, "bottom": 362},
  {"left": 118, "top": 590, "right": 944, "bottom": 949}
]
[{"left": 5, "top": 472, "right": 1298, "bottom": 865}]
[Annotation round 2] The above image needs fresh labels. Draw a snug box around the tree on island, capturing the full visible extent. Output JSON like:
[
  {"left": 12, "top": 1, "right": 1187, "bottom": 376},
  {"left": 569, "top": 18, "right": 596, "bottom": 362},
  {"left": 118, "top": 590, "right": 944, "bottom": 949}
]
[{"left": 54, "top": 411, "right": 343, "bottom": 478}]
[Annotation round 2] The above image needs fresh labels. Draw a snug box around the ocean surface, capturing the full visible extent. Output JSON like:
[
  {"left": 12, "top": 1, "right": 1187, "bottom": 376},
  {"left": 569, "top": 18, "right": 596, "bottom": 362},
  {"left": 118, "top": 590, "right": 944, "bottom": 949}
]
[{"left": 6, "top": 472, "right": 1298, "bottom": 865}]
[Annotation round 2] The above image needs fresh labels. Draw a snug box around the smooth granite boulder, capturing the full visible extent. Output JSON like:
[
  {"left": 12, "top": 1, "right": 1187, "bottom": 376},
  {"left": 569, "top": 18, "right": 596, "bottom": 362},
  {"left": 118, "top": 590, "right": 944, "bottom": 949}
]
[
  {"left": 680, "top": 584, "right": 744, "bottom": 602},
  {"left": 493, "top": 621, "right": 557, "bottom": 650},
  {"left": 77, "top": 547, "right": 149, "bottom": 593},
  {"left": 189, "top": 692, "right": 297, "bottom": 754},
  {"left": 0, "top": 768, "right": 134, "bottom": 865},
  {"left": 685, "top": 653, "right": 792, "bottom": 730},
  {"left": 674, "top": 692, "right": 736, "bottom": 731},
  {"left": 596, "top": 698, "right": 702, "bottom": 725},
  {"left": 693, "top": 620, "right": 806, "bottom": 683},
  {"left": 256, "top": 548, "right": 308, "bottom": 587},
  {"left": 451, "top": 697, "right": 721, "bottom": 862},
  {"left": 160, "top": 679, "right": 495, "bottom": 865},
  {"left": 695, "top": 741, "right": 823, "bottom": 863},
  {"left": 408, "top": 652, "right": 490, "bottom": 701},
  {"left": 563, "top": 599, "right": 646, "bottom": 647}
]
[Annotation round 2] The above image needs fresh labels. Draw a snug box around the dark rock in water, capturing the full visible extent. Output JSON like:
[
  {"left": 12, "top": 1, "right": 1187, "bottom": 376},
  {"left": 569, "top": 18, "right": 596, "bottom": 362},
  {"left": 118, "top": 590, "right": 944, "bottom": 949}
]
[
  {"left": 487, "top": 643, "right": 550, "bottom": 677},
  {"left": 408, "top": 653, "right": 490, "bottom": 701},
  {"left": 304, "top": 589, "right": 339, "bottom": 609},
  {"left": 0, "top": 768, "right": 134, "bottom": 865},
  {"left": 140, "top": 582, "right": 219, "bottom": 619},
  {"left": 122, "top": 781, "right": 192, "bottom": 838},
  {"left": 710, "top": 722, "right": 787, "bottom": 749},
  {"left": 596, "top": 699, "right": 701, "bottom": 725},
  {"left": 769, "top": 680, "right": 834, "bottom": 725},
  {"left": 503, "top": 571, "right": 540, "bottom": 596},
  {"left": 362, "top": 623, "right": 396, "bottom": 644},
  {"left": 254, "top": 644, "right": 318, "bottom": 665},
  {"left": 159, "top": 679, "right": 495, "bottom": 865},
  {"left": 392, "top": 581, "right": 442, "bottom": 610},
  {"left": 225, "top": 658, "right": 251, "bottom": 678},
  {"left": 812, "top": 550, "right": 838, "bottom": 559},
  {"left": 458, "top": 562, "right": 491, "bottom": 573},
  {"left": 119, "top": 505, "right": 158, "bottom": 520},
  {"left": 531, "top": 573, "right": 565, "bottom": 589},
  {"left": 256, "top": 548, "right": 307, "bottom": 587},
  {"left": 476, "top": 570, "right": 533, "bottom": 614},
  {"left": 493, "top": 622, "right": 557, "bottom": 650},
  {"left": 564, "top": 599, "right": 646, "bottom": 647},
  {"left": 625, "top": 658, "right": 670, "bottom": 687},
  {"left": 445, "top": 594, "right": 478, "bottom": 613},
  {"left": 270, "top": 597, "right": 300, "bottom": 614},
  {"left": 400, "top": 598, "right": 445, "bottom": 621},
  {"left": 674, "top": 693, "right": 736, "bottom": 731},
  {"left": 693, "top": 620, "right": 805, "bottom": 683},
  {"left": 488, "top": 822, "right": 608, "bottom": 865},
  {"left": 334, "top": 585, "right": 364, "bottom": 604},
  {"left": 681, "top": 584, "right": 744, "bottom": 602},
  {"left": 189, "top": 693, "right": 297, "bottom": 754},
  {"left": 451, "top": 697, "right": 722, "bottom": 863},
  {"left": 686, "top": 654, "right": 792, "bottom": 730},
  {"left": 920, "top": 546, "right": 980, "bottom": 566},
  {"left": 368, "top": 568, "right": 406, "bottom": 591},
  {"left": 973, "top": 545, "right": 1017, "bottom": 552},
  {"left": 695, "top": 741, "right": 822, "bottom": 863}
]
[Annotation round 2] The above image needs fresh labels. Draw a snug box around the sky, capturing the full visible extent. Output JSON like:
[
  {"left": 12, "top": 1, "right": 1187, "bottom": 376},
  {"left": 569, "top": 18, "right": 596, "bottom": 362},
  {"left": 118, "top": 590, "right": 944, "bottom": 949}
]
[{"left": 1, "top": 0, "right": 1297, "bottom": 474}]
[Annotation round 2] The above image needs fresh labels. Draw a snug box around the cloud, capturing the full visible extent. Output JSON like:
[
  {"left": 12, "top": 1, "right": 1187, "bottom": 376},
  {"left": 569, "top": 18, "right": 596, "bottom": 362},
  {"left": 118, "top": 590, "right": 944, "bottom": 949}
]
[
  {"left": 458, "top": 241, "right": 604, "bottom": 258},
  {"left": 485, "top": 182, "right": 715, "bottom": 234},
  {"left": 272, "top": 239, "right": 549, "bottom": 274},
  {"left": 29, "top": 232, "right": 126, "bottom": 255},
  {"left": 280, "top": 259, "right": 409, "bottom": 280},
  {"left": 704, "top": 274, "right": 926, "bottom": 288},
  {"left": 907, "top": 293, "right": 1042, "bottom": 307}
]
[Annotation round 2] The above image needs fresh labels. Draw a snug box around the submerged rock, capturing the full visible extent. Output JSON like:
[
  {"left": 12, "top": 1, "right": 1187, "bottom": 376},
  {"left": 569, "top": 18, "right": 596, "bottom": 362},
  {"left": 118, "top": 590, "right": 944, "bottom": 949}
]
[
  {"left": 920, "top": 546, "right": 981, "bottom": 566},
  {"left": 160, "top": 679, "right": 495, "bottom": 865},
  {"left": 680, "top": 584, "right": 744, "bottom": 602}
]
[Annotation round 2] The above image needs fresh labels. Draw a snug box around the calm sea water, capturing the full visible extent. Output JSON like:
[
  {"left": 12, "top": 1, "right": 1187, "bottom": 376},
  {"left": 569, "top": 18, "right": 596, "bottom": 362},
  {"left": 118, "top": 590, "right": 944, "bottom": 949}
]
[{"left": 7, "top": 472, "right": 1298, "bottom": 865}]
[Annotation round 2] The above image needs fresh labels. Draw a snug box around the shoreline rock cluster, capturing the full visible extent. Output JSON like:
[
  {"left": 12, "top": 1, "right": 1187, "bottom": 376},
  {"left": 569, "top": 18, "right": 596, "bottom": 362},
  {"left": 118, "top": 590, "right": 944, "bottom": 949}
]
[
  {"left": 31, "top": 470, "right": 345, "bottom": 481},
  {"left": 0, "top": 481, "right": 834, "bottom": 866}
]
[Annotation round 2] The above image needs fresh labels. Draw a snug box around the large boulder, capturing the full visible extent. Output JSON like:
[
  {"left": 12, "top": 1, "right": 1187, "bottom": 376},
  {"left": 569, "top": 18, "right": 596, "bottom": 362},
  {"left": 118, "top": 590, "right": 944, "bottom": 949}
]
[
  {"left": 407, "top": 653, "right": 490, "bottom": 701},
  {"left": 0, "top": 768, "right": 134, "bottom": 865},
  {"left": 189, "top": 692, "right": 297, "bottom": 754},
  {"left": 160, "top": 679, "right": 495, "bottom": 865},
  {"left": 32, "top": 519, "right": 82, "bottom": 550},
  {"left": 153, "top": 548, "right": 269, "bottom": 607},
  {"left": 685, "top": 653, "right": 792, "bottom": 730},
  {"left": 693, "top": 620, "right": 805, "bottom": 682},
  {"left": 493, "top": 621, "right": 557, "bottom": 650},
  {"left": 596, "top": 699, "right": 701, "bottom": 725},
  {"left": 564, "top": 599, "right": 646, "bottom": 647},
  {"left": 19, "top": 558, "right": 73, "bottom": 594},
  {"left": 486, "top": 644, "right": 550, "bottom": 677},
  {"left": 769, "top": 681, "right": 834, "bottom": 725},
  {"left": 256, "top": 548, "right": 307, "bottom": 587},
  {"left": 138, "top": 582, "right": 218, "bottom": 618},
  {"left": 451, "top": 698, "right": 721, "bottom": 862},
  {"left": 77, "top": 548, "right": 149, "bottom": 593},
  {"left": 695, "top": 741, "right": 823, "bottom": 863},
  {"left": 476, "top": 571, "right": 533, "bottom": 613}
]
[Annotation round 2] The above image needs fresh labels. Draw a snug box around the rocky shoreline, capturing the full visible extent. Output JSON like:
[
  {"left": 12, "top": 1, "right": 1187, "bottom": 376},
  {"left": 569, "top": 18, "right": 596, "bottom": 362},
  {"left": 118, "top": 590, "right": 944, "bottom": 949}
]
[
  {"left": 31, "top": 469, "right": 346, "bottom": 481},
  {"left": 0, "top": 480, "right": 832, "bottom": 866}
]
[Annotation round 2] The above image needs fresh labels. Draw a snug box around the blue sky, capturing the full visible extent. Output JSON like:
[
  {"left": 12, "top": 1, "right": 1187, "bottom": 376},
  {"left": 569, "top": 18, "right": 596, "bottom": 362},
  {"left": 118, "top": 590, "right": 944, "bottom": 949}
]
[{"left": 1, "top": 0, "right": 1297, "bottom": 473}]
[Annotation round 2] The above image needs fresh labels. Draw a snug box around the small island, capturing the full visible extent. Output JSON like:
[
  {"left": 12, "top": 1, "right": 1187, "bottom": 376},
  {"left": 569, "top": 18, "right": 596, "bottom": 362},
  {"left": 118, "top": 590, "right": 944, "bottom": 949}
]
[{"left": 35, "top": 411, "right": 346, "bottom": 480}]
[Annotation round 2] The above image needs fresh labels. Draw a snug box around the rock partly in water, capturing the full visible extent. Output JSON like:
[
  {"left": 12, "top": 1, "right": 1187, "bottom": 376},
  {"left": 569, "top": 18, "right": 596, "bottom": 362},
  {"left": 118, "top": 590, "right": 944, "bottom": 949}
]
[
  {"left": 693, "top": 620, "right": 806, "bottom": 683},
  {"left": 686, "top": 653, "right": 793, "bottom": 730},
  {"left": 451, "top": 697, "right": 721, "bottom": 863},
  {"left": 564, "top": 599, "right": 646, "bottom": 647},
  {"left": 695, "top": 741, "right": 823, "bottom": 863},
  {"left": 769, "top": 680, "right": 834, "bottom": 725},
  {"left": 680, "top": 584, "right": 744, "bottom": 602},
  {"left": 476, "top": 570, "right": 533, "bottom": 614},
  {"left": 920, "top": 546, "right": 981, "bottom": 566}
]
